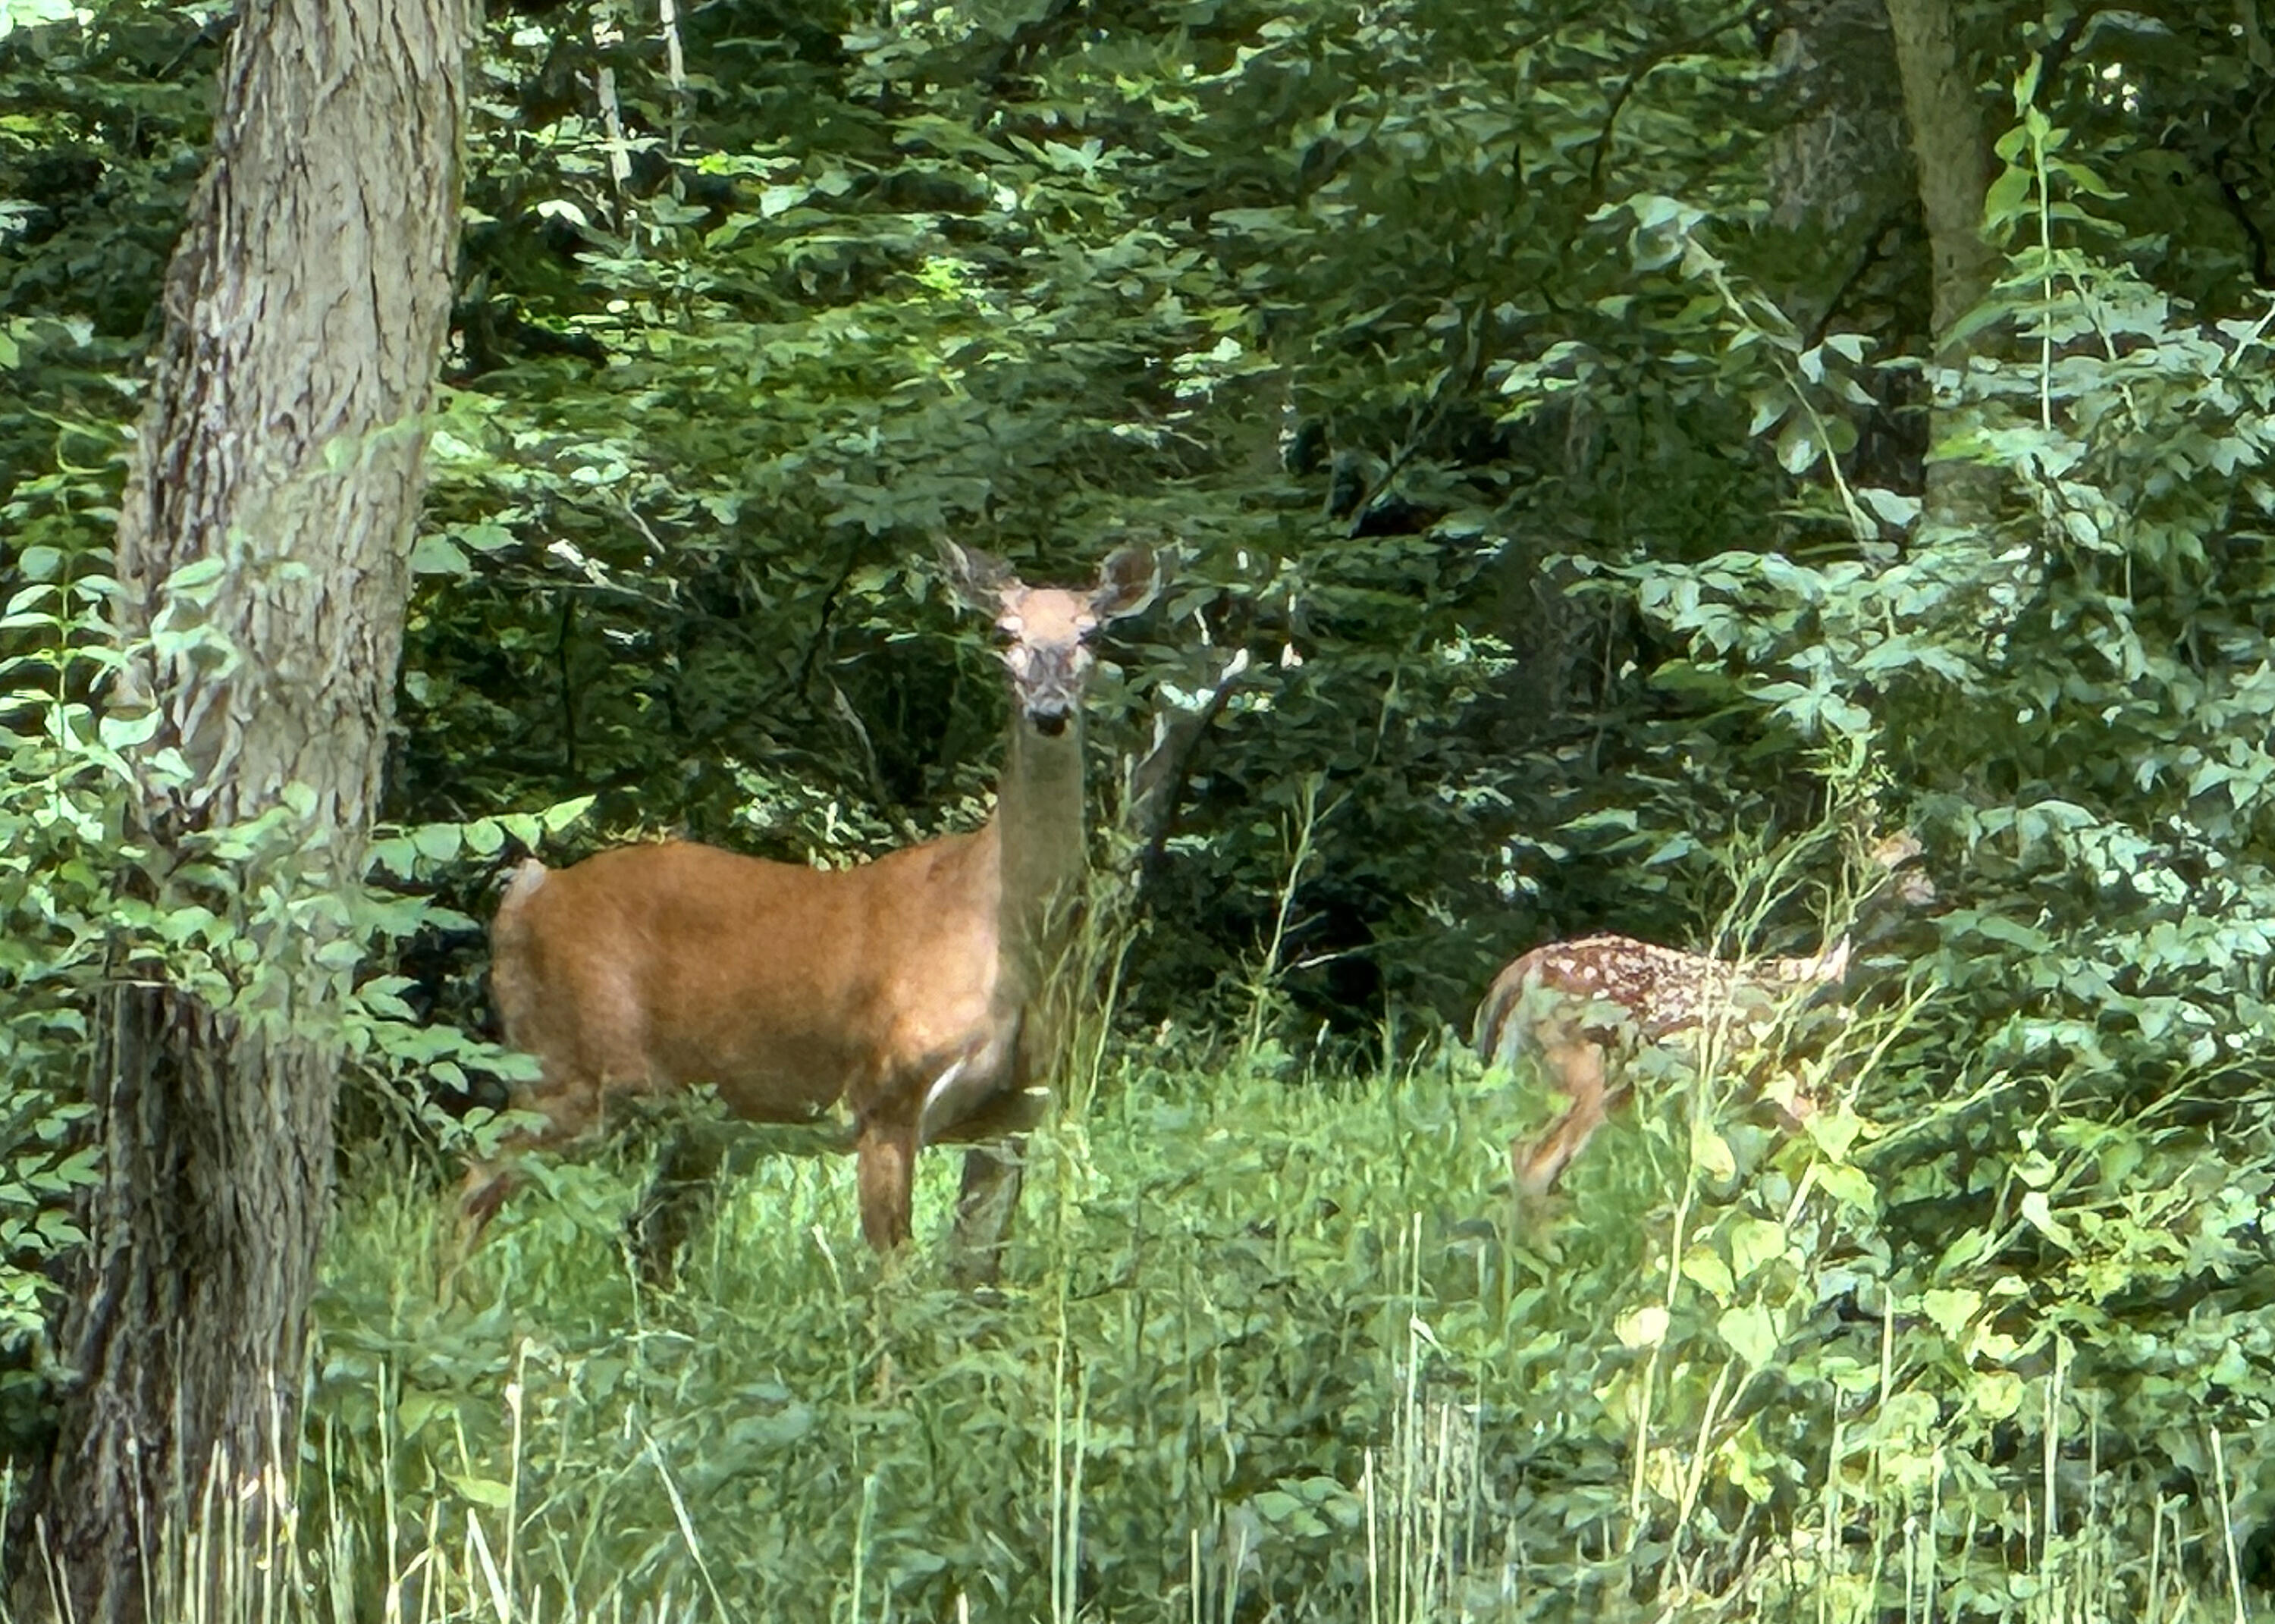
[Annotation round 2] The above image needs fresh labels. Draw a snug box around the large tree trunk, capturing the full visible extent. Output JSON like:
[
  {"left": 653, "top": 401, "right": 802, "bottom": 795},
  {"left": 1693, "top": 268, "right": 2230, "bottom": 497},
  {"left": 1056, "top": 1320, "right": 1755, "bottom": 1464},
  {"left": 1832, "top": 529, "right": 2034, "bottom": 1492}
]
[
  {"left": 1765, "top": 0, "right": 1910, "bottom": 243},
  {"left": 13, "top": 2, "right": 466, "bottom": 1619}
]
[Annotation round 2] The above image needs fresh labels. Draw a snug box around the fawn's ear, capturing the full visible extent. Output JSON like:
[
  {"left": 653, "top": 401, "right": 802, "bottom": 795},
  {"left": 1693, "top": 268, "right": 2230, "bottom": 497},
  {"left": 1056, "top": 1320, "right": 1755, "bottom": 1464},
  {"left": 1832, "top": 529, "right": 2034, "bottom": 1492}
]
[
  {"left": 1819, "top": 936, "right": 1853, "bottom": 983},
  {"left": 1090, "top": 544, "right": 1160, "bottom": 622},
  {"left": 1865, "top": 829, "right": 1937, "bottom": 906},
  {"left": 938, "top": 540, "right": 1020, "bottom": 613},
  {"left": 1866, "top": 829, "right": 1923, "bottom": 870}
]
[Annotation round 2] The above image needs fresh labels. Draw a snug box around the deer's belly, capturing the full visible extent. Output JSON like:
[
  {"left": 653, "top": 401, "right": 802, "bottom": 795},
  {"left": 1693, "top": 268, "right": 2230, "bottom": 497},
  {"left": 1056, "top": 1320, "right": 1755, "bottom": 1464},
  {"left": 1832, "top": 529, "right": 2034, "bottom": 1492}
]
[{"left": 655, "top": 1030, "right": 865, "bottom": 1123}]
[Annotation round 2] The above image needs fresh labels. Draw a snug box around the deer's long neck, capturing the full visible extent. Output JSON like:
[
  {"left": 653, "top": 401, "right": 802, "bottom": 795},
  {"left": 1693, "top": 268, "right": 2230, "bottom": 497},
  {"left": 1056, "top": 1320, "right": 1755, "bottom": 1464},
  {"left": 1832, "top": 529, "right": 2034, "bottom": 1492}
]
[{"left": 994, "top": 715, "right": 1088, "bottom": 1000}]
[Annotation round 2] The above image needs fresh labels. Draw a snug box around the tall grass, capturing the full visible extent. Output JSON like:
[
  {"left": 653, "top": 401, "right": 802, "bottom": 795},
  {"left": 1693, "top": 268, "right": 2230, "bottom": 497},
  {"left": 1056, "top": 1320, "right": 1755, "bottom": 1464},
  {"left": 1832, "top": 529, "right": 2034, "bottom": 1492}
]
[
  {"left": 119, "top": 1046, "right": 2224, "bottom": 1624},
  {"left": 14, "top": 815, "right": 2257, "bottom": 1620}
]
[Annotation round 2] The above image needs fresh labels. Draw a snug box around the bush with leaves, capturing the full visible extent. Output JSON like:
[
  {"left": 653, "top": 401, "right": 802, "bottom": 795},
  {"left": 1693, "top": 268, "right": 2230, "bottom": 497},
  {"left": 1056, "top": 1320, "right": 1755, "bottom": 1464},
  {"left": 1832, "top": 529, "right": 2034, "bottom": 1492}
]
[
  {"left": 1554, "top": 70, "right": 2275, "bottom": 1581},
  {"left": 0, "top": 548, "right": 118, "bottom": 1444}
]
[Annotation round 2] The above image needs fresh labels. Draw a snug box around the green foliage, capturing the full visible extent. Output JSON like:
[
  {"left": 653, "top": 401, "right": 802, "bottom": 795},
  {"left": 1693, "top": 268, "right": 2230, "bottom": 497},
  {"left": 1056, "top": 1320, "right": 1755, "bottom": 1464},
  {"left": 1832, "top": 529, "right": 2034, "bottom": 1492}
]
[
  {"left": 7, "top": 0, "right": 2275, "bottom": 1616},
  {"left": 1574, "top": 67, "right": 2275, "bottom": 1609},
  {"left": 295, "top": 1051, "right": 2251, "bottom": 1622},
  {"left": 385, "top": 0, "right": 1842, "bottom": 1029},
  {"left": 6, "top": 0, "right": 2273, "bottom": 1030},
  {"left": 0, "top": 540, "right": 541, "bottom": 1423},
  {"left": 0, "top": 551, "right": 117, "bottom": 1433}
]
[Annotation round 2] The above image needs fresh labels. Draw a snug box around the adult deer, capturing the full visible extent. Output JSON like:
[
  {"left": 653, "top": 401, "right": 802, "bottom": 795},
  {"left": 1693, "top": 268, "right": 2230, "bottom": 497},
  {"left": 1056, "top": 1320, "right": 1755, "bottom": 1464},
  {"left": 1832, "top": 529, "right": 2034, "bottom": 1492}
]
[
  {"left": 466, "top": 541, "right": 1160, "bottom": 1268},
  {"left": 1477, "top": 832, "right": 1932, "bottom": 1197}
]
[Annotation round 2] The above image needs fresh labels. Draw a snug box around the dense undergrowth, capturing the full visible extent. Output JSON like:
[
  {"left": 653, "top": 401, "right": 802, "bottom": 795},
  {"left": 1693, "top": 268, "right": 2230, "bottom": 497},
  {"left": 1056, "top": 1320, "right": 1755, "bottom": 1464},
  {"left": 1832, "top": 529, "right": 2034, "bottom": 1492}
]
[
  {"left": 8, "top": 5, "right": 2275, "bottom": 1619},
  {"left": 281, "top": 1039, "right": 2263, "bottom": 1624}
]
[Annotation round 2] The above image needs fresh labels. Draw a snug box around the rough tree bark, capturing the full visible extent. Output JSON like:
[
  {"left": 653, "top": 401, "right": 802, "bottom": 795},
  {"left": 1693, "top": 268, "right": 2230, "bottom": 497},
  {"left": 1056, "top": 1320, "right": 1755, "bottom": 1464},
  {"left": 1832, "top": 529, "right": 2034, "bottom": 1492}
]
[
  {"left": 1760, "top": 0, "right": 1912, "bottom": 330},
  {"left": 1883, "top": 0, "right": 2000, "bottom": 528},
  {"left": 1884, "top": 0, "right": 1997, "bottom": 347},
  {"left": 12, "top": 2, "right": 466, "bottom": 1619},
  {"left": 1765, "top": 1, "right": 1909, "bottom": 240}
]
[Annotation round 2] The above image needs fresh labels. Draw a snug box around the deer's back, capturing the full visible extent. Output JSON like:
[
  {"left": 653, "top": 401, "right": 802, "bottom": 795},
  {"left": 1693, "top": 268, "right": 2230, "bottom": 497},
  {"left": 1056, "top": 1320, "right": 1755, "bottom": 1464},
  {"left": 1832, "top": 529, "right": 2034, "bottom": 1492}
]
[{"left": 491, "top": 833, "right": 1003, "bottom": 1120}]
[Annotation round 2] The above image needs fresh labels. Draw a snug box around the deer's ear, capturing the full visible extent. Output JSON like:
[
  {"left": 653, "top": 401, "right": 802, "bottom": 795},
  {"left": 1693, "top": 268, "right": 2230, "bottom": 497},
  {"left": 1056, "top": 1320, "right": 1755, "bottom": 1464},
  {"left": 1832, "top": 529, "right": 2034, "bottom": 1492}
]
[
  {"left": 937, "top": 540, "right": 1018, "bottom": 612},
  {"left": 1090, "top": 544, "right": 1161, "bottom": 621}
]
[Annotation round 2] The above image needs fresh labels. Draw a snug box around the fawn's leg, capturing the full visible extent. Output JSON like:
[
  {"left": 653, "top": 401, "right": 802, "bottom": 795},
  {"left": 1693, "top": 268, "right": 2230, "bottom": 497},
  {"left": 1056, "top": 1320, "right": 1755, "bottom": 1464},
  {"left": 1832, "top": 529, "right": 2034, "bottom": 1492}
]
[
  {"left": 1512, "top": 1033, "right": 1612, "bottom": 1196},
  {"left": 1756, "top": 1062, "right": 1819, "bottom": 1133}
]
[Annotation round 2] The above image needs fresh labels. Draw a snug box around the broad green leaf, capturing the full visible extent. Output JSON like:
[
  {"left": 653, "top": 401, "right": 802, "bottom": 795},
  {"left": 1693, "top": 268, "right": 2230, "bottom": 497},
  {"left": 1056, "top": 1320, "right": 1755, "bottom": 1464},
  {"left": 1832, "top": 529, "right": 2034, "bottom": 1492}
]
[
  {"left": 1969, "top": 1370, "right": 2025, "bottom": 1422},
  {"left": 450, "top": 1474, "right": 513, "bottom": 1510},
  {"left": 1982, "top": 167, "right": 2033, "bottom": 230},
  {"left": 1728, "top": 1218, "right": 1785, "bottom": 1283},
  {"left": 1680, "top": 1245, "right": 1734, "bottom": 1302},
  {"left": 1716, "top": 1303, "right": 1778, "bottom": 1372},
  {"left": 1774, "top": 417, "right": 1820, "bottom": 475},
  {"left": 543, "top": 795, "right": 595, "bottom": 832},
  {"left": 97, "top": 710, "right": 162, "bottom": 751},
  {"left": 1920, "top": 1288, "right": 1982, "bottom": 1343},
  {"left": 410, "top": 534, "right": 472, "bottom": 577},
  {"left": 1691, "top": 1122, "right": 1736, "bottom": 1181},
  {"left": 1614, "top": 1304, "right": 1668, "bottom": 1351}
]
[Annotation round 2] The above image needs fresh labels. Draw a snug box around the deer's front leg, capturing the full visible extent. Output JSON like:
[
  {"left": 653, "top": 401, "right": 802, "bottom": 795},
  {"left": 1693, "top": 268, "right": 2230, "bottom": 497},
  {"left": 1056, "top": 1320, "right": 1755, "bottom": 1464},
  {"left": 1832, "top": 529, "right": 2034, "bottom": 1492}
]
[{"left": 855, "top": 1115, "right": 920, "bottom": 1252}]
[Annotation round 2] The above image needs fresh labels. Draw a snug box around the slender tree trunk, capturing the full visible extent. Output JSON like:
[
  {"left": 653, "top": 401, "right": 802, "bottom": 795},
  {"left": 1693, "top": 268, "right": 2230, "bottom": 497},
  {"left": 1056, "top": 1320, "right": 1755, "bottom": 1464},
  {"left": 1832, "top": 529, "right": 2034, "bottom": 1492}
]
[
  {"left": 1884, "top": 0, "right": 1999, "bottom": 528},
  {"left": 1125, "top": 643, "right": 1250, "bottom": 892},
  {"left": 14, "top": 2, "right": 466, "bottom": 1619},
  {"left": 1884, "top": 0, "right": 1996, "bottom": 346}
]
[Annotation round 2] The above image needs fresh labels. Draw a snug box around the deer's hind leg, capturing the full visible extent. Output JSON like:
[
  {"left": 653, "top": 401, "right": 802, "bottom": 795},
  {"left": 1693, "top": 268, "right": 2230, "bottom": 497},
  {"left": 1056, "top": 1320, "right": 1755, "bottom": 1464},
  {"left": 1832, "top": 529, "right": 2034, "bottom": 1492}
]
[
  {"left": 459, "top": 1068, "right": 610, "bottom": 1236},
  {"left": 942, "top": 1146, "right": 1019, "bottom": 1285},
  {"left": 629, "top": 1116, "right": 745, "bottom": 1287},
  {"left": 465, "top": 960, "right": 651, "bottom": 1233},
  {"left": 927, "top": 1071, "right": 1050, "bottom": 1283}
]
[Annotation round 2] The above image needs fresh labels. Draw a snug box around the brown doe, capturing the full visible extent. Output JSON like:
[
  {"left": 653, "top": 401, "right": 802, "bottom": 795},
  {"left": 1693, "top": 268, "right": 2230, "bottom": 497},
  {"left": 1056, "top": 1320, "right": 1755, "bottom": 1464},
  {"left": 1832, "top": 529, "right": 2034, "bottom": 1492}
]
[
  {"left": 1476, "top": 833, "right": 1933, "bottom": 1197},
  {"left": 466, "top": 541, "right": 1160, "bottom": 1264}
]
